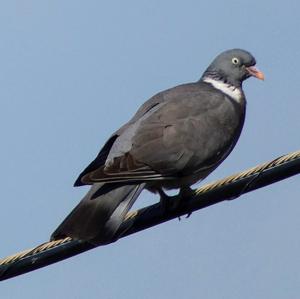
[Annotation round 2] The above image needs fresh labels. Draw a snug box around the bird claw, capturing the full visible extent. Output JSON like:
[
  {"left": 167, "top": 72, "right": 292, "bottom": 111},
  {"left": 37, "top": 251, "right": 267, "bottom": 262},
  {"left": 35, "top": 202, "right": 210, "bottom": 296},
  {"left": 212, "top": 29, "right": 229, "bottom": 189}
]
[
  {"left": 185, "top": 212, "right": 192, "bottom": 218},
  {"left": 157, "top": 187, "right": 195, "bottom": 218}
]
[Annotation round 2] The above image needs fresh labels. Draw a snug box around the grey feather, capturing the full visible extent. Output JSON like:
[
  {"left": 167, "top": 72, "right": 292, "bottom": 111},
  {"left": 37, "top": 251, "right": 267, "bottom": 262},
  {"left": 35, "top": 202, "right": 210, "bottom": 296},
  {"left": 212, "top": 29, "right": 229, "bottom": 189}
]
[{"left": 51, "top": 183, "right": 145, "bottom": 245}]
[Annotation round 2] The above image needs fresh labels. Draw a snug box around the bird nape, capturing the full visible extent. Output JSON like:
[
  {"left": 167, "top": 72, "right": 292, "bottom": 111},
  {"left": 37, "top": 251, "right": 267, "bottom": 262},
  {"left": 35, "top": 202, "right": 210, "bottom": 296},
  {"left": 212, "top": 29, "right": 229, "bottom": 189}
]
[{"left": 51, "top": 49, "right": 264, "bottom": 245}]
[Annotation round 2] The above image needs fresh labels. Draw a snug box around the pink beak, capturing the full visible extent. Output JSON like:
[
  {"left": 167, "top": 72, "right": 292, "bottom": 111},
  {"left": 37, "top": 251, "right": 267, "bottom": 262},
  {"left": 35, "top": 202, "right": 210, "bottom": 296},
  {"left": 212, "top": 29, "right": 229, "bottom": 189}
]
[{"left": 246, "top": 66, "right": 265, "bottom": 80}]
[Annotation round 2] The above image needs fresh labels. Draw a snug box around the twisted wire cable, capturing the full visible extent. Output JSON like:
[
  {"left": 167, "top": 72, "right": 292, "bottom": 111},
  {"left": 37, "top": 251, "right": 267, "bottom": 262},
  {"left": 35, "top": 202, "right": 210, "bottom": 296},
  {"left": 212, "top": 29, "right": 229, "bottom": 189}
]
[{"left": 0, "top": 149, "right": 299, "bottom": 281}]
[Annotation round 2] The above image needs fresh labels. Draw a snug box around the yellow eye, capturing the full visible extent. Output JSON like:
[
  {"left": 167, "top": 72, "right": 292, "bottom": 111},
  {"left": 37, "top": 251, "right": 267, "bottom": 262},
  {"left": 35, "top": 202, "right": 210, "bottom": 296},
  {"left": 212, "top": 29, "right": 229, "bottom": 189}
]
[{"left": 232, "top": 57, "right": 239, "bottom": 65}]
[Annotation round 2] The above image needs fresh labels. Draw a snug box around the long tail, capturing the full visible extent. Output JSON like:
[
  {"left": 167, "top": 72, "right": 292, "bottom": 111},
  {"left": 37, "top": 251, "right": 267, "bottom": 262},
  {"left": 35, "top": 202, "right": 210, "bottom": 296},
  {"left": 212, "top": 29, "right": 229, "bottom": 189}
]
[{"left": 51, "top": 183, "right": 145, "bottom": 245}]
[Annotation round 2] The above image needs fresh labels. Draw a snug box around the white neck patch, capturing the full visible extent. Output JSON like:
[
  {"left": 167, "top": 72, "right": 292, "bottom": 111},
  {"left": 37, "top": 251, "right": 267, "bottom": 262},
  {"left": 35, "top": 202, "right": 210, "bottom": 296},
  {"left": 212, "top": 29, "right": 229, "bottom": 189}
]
[{"left": 202, "top": 77, "right": 243, "bottom": 103}]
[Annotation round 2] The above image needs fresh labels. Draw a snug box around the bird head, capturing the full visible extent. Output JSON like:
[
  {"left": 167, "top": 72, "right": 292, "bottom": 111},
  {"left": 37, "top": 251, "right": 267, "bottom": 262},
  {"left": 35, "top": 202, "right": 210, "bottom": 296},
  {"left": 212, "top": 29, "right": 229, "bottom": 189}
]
[{"left": 202, "top": 49, "right": 264, "bottom": 88}]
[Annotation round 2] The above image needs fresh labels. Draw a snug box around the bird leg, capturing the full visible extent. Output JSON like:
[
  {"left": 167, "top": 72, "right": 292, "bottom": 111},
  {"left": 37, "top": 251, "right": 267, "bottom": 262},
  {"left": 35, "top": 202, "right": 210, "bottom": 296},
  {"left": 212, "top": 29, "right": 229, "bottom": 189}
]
[
  {"left": 157, "top": 186, "right": 195, "bottom": 218},
  {"left": 178, "top": 186, "right": 194, "bottom": 198},
  {"left": 178, "top": 186, "right": 195, "bottom": 218},
  {"left": 157, "top": 188, "right": 174, "bottom": 214}
]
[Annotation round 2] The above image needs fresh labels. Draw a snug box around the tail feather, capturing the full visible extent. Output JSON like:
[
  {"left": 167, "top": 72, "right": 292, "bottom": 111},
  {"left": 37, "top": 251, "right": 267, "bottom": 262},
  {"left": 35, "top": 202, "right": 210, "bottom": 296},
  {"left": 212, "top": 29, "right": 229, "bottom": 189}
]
[{"left": 51, "top": 183, "right": 145, "bottom": 245}]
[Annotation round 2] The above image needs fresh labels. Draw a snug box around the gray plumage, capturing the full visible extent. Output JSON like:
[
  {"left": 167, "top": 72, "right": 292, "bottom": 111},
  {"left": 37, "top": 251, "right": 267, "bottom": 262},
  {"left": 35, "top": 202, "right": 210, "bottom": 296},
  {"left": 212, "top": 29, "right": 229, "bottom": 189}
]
[{"left": 51, "top": 49, "right": 264, "bottom": 245}]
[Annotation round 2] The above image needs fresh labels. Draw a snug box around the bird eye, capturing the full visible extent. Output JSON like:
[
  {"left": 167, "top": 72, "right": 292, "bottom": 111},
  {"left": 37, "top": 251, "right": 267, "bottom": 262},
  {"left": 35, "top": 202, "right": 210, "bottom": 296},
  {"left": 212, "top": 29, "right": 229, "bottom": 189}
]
[{"left": 232, "top": 57, "right": 239, "bottom": 65}]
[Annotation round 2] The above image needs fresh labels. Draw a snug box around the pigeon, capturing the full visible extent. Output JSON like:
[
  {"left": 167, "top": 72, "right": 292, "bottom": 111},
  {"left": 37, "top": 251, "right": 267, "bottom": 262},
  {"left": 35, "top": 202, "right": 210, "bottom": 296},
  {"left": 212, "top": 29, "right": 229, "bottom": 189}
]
[{"left": 51, "top": 49, "right": 264, "bottom": 245}]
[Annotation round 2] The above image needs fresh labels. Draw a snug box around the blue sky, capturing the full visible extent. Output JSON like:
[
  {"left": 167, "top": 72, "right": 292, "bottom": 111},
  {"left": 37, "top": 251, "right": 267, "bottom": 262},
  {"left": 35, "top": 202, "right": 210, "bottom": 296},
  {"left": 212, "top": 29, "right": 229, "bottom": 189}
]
[{"left": 1, "top": 1, "right": 300, "bottom": 298}]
